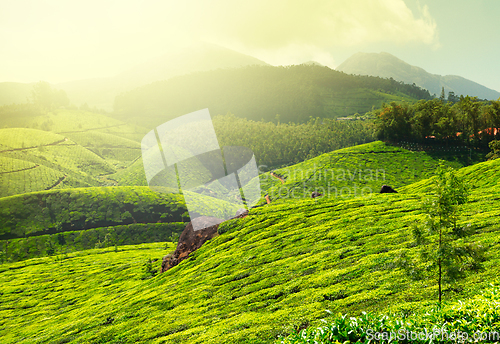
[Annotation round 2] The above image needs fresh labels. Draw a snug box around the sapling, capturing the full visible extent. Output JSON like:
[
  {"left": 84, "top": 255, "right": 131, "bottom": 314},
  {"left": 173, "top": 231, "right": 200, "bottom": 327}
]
[{"left": 400, "top": 165, "right": 485, "bottom": 304}]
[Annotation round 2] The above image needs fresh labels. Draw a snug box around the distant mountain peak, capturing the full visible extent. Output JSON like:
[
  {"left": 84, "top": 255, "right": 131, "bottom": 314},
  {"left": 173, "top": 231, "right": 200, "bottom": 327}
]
[
  {"left": 118, "top": 43, "right": 269, "bottom": 82},
  {"left": 337, "top": 52, "right": 500, "bottom": 100}
]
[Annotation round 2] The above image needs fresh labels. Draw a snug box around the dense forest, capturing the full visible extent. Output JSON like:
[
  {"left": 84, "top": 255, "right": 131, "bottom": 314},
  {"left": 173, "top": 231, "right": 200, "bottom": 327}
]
[
  {"left": 113, "top": 64, "right": 431, "bottom": 127},
  {"left": 374, "top": 96, "right": 500, "bottom": 147},
  {"left": 213, "top": 114, "right": 372, "bottom": 168}
]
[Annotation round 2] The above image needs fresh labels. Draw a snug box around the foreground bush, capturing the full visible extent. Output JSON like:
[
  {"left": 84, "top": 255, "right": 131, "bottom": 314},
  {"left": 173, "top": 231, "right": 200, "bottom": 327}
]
[{"left": 279, "top": 286, "right": 500, "bottom": 343}]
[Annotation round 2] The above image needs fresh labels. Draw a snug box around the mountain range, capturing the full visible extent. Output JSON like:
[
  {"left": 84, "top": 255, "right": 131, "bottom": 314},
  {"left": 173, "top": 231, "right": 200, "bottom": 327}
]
[
  {"left": 336, "top": 52, "right": 500, "bottom": 100},
  {"left": 2, "top": 46, "right": 499, "bottom": 111}
]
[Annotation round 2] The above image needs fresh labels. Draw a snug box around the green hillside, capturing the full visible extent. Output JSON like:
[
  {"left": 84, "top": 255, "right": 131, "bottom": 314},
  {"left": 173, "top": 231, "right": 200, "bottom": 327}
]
[
  {"left": 400, "top": 156, "right": 500, "bottom": 193},
  {"left": 0, "top": 186, "right": 188, "bottom": 261},
  {"left": 1, "top": 154, "right": 499, "bottom": 343},
  {"left": 0, "top": 109, "right": 151, "bottom": 196},
  {"left": 113, "top": 64, "right": 431, "bottom": 127},
  {"left": 0, "top": 106, "right": 148, "bottom": 141},
  {"left": 107, "top": 157, "right": 148, "bottom": 186},
  {"left": 64, "top": 130, "right": 142, "bottom": 172},
  {"left": 0, "top": 185, "right": 248, "bottom": 262},
  {"left": 0, "top": 127, "right": 117, "bottom": 197},
  {"left": 262, "top": 141, "right": 477, "bottom": 200},
  {"left": 27, "top": 109, "right": 147, "bottom": 142},
  {"left": 0, "top": 155, "right": 73, "bottom": 196},
  {"left": 0, "top": 186, "right": 188, "bottom": 239}
]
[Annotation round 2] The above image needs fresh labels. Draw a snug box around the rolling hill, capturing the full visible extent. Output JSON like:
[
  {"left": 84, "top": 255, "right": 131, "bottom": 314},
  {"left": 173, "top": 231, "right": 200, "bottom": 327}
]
[
  {"left": 56, "top": 43, "right": 269, "bottom": 111},
  {"left": 0, "top": 107, "right": 375, "bottom": 196},
  {"left": 1, "top": 151, "right": 499, "bottom": 343},
  {"left": 337, "top": 52, "right": 500, "bottom": 100},
  {"left": 0, "top": 109, "right": 152, "bottom": 197},
  {"left": 262, "top": 141, "right": 483, "bottom": 201},
  {"left": 0, "top": 127, "right": 108, "bottom": 196},
  {"left": 113, "top": 64, "right": 430, "bottom": 128}
]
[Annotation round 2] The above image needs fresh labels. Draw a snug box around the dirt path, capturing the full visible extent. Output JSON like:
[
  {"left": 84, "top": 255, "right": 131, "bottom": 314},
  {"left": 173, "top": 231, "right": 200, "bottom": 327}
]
[
  {"left": 0, "top": 138, "right": 73, "bottom": 153},
  {"left": 45, "top": 175, "right": 67, "bottom": 190},
  {"left": 0, "top": 164, "right": 39, "bottom": 175},
  {"left": 56, "top": 124, "right": 126, "bottom": 134},
  {"left": 270, "top": 172, "right": 285, "bottom": 184}
]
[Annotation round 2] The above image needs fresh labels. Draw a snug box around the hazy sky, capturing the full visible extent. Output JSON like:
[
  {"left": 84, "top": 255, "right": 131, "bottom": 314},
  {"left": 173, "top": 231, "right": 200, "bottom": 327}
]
[{"left": 1, "top": 0, "right": 499, "bottom": 91}]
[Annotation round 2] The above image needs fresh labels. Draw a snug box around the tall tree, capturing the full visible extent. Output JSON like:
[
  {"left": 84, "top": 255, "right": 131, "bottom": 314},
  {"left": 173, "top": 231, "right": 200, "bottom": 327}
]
[
  {"left": 455, "top": 96, "right": 483, "bottom": 144},
  {"left": 485, "top": 99, "right": 500, "bottom": 140},
  {"left": 401, "top": 165, "right": 485, "bottom": 304},
  {"left": 486, "top": 140, "right": 500, "bottom": 160},
  {"left": 374, "top": 102, "right": 413, "bottom": 141}
]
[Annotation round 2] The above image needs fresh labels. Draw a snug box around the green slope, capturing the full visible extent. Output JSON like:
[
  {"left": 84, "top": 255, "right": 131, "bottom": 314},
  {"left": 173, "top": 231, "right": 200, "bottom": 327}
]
[
  {"left": 113, "top": 64, "right": 430, "bottom": 128},
  {"left": 107, "top": 157, "right": 148, "bottom": 186},
  {"left": 0, "top": 108, "right": 152, "bottom": 196},
  {"left": 399, "top": 156, "right": 500, "bottom": 193},
  {"left": 0, "top": 186, "right": 187, "bottom": 239},
  {"left": 1, "top": 158, "right": 499, "bottom": 343},
  {"left": 0, "top": 128, "right": 118, "bottom": 197},
  {"left": 0, "top": 127, "right": 66, "bottom": 149},
  {"left": 0, "top": 107, "right": 148, "bottom": 142},
  {"left": 64, "top": 130, "right": 142, "bottom": 170},
  {"left": 262, "top": 141, "right": 472, "bottom": 200},
  {"left": 0, "top": 156, "right": 71, "bottom": 196}
]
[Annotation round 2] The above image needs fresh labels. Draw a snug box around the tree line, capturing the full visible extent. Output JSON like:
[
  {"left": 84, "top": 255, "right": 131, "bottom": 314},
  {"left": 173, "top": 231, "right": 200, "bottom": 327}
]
[
  {"left": 373, "top": 96, "right": 500, "bottom": 147},
  {"left": 113, "top": 64, "right": 431, "bottom": 127},
  {"left": 213, "top": 114, "right": 373, "bottom": 169}
]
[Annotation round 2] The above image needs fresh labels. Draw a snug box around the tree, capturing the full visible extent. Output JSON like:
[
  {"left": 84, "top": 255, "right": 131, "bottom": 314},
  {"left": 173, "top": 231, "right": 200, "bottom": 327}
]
[
  {"left": 486, "top": 140, "right": 500, "bottom": 160},
  {"left": 401, "top": 165, "right": 485, "bottom": 304},
  {"left": 447, "top": 91, "right": 459, "bottom": 103},
  {"left": 374, "top": 102, "right": 413, "bottom": 141},
  {"left": 484, "top": 99, "right": 500, "bottom": 140},
  {"left": 455, "top": 96, "right": 483, "bottom": 144}
]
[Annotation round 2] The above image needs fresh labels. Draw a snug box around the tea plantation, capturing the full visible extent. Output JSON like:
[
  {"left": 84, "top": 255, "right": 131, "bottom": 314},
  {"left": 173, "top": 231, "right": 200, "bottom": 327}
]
[{"left": 1, "top": 155, "right": 499, "bottom": 343}]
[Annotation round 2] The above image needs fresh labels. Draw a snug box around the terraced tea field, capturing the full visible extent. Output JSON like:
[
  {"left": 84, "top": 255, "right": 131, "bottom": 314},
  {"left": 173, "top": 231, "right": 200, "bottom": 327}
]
[{"left": 1, "top": 157, "right": 499, "bottom": 343}]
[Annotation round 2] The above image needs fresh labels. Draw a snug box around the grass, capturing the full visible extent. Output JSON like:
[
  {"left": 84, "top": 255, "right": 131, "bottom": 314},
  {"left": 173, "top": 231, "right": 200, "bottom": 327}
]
[
  {"left": 0, "top": 109, "right": 150, "bottom": 196},
  {"left": 0, "top": 242, "right": 172, "bottom": 344},
  {"left": 65, "top": 130, "right": 142, "bottom": 167},
  {"left": 262, "top": 141, "right": 476, "bottom": 201},
  {"left": 0, "top": 128, "right": 66, "bottom": 150},
  {"left": 107, "top": 158, "right": 148, "bottom": 186},
  {"left": 0, "top": 123, "right": 144, "bottom": 197},
  {"left": 0, "top": 132, "right": 113, "bottom": 197},
  {"left": 0, "top": 156, "right": 69, "bottom": 196},
  {"left": 0, "top": 186, "right": 188, "bottom": 239},
  {"left": 1, "top": 156, "right": 499, "bottom": 343}
]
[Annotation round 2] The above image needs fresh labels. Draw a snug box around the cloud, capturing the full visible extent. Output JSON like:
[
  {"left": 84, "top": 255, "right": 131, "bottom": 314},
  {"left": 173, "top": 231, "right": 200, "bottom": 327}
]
[
  {"left": 0, "top": 0, "right": 439, "bottom": 82},
  {"left": 191, "top": 0, "right": 439, "bottom": 49}
]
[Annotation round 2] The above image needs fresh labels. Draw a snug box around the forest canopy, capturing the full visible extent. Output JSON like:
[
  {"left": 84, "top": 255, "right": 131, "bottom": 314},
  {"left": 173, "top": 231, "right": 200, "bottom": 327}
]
[
  {"left": 373, "top": 96, "right": 500, "bottom": 146},
  {"left": 113, "top": 64, "right": 431, "bottom": 127}
]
